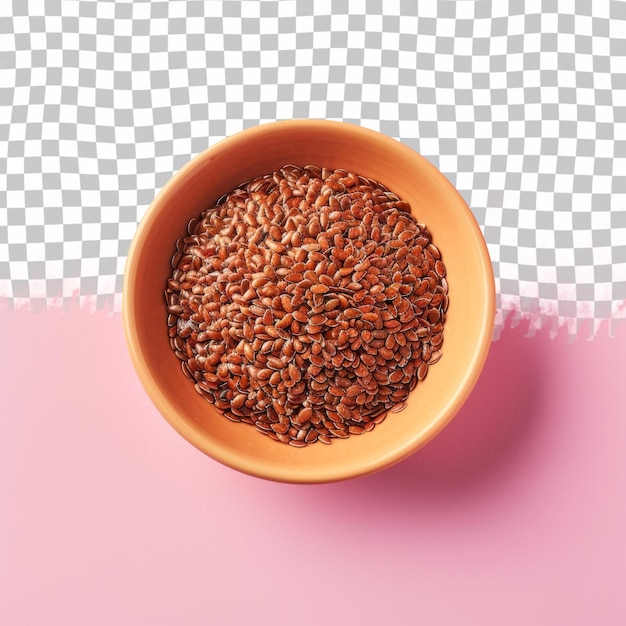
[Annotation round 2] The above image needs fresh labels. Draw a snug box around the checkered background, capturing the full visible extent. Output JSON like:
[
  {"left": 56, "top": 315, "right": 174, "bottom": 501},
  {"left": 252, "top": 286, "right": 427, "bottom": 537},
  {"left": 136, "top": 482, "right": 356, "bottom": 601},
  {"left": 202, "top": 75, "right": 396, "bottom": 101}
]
[{"left": 1, "top": 0, "right": 625, "bottom": 337}]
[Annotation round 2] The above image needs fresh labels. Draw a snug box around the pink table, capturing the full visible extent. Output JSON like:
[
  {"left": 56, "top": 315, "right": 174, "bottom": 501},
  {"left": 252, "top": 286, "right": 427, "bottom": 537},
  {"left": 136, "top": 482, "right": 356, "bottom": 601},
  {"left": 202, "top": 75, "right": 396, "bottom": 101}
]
[{"left": 2, "top": 308, "right": 625, "bottom": 625}]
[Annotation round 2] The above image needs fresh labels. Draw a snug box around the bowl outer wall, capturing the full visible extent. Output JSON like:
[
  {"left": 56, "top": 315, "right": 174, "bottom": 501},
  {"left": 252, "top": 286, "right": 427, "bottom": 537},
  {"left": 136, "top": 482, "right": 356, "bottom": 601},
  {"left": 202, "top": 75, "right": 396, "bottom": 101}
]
[{"left": 123, "top": 120, "right": 495, "bottom": 483}]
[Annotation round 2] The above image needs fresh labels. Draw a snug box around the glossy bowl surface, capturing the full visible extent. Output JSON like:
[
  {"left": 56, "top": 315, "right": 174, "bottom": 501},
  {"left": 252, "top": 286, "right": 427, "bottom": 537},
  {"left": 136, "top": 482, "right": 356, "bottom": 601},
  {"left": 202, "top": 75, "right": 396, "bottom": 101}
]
[{"left": 123, "top": 120, "right": 495, "bottom": 483}]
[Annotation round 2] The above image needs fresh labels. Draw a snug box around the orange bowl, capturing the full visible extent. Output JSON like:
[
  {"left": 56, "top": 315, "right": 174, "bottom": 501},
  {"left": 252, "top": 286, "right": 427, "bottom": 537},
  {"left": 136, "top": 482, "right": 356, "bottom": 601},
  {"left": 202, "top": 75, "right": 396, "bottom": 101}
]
[{"left": 123, "top": 120, "right": 495, "bottom": 483}]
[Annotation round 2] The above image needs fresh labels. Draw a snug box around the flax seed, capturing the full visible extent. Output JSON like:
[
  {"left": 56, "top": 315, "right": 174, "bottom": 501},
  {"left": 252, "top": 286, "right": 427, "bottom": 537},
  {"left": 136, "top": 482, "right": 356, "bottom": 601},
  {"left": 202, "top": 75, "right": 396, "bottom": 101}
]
[{"left": 166, "top": 165, "right": 448, "bottom": 446}]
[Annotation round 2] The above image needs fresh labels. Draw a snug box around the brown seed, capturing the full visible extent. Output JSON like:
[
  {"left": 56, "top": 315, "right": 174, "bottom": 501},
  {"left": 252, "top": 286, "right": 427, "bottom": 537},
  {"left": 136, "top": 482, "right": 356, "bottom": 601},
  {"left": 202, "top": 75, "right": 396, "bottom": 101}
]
[
  {"left": 275, "top": 313, "right": 293, "bottom": 329},
  {"left": 328, "top": 385, "right": 343, "bottom": 397},
  {"left": 336, "top": 403, "right": 351, "bottom": 420},
  {"left": 243, "top": 343, "right": 254, "bottom": 362},
  {"left": 269, "top": 370, "right": 282, "bottom": 386},
  {"left": 280, "top": 294, "right": 293, "bottom": 313},
  {"left": 292, "top": 309, "right": 308, "bottom": 323},
  {"left": 361, "top": 353, "right": 376, "bottom": 367},
  {"left": 288, "top": 363, "right": 301, "bottom": 382},
  {"left": 417, "top": 362, "right": 428, "bottom": 381},
  {"left": 388, "top": 369, "right": 404, "bottom": 384},
  {"left": 271, "top": 422, "right": 289, "bottom": 434},
  {"left": 288, "top": 439, "right": 307, "bottom": 448},
  {"left": 379, "top": 347, "right": 394, "bottom": 360},
  {"left": 232, "top": 394, "right": 247, "bottom": 410},
  {"left": 267, "top": 356, "right": 284, "bottom": 370},
  {"left": 305, "top": 429, "right": 319, "bottom": 443},
  {"left": 293, "top": 406, "right": 312, "bottom": 425},
  {"left": 373, "top": 412, "right": 388, "bottom": 425},
  {"left": 257, "top": 368, "right": 273, "bottom": 380},
  {"left": 390, "top": 401, "right": 407, "bottom": 413},
  {"left": 329, "top": 428, "right": 349, "bottom": 439},
  {"left": 343, "top": 308, "right": 361, "bottom": 319},
  {"left": 266, "top": 240, "right": 285, "bottom": 253},
  {"left": 428, "top": 349, "right": 442, "bottom": 364},
  {"left": 348, "top": 425, "right": 365, "bottom": 435},
  {"left": 311, "top": 284, "right": 329, "bottom": 294}
]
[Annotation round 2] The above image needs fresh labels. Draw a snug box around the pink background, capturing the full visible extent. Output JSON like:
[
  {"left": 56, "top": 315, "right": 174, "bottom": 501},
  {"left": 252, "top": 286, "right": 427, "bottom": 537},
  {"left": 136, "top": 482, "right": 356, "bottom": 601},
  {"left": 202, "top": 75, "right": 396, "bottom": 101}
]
[{"left": 2, "top": 308, "right": 625, "bottom": 625}]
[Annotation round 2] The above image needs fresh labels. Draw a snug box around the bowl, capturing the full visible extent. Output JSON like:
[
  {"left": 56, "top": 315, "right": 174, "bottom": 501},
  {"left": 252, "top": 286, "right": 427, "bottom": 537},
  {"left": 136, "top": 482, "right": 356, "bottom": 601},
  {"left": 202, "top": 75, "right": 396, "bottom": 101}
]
[{"left": 123, "top": 119, "right": 495, "bottom": 483}]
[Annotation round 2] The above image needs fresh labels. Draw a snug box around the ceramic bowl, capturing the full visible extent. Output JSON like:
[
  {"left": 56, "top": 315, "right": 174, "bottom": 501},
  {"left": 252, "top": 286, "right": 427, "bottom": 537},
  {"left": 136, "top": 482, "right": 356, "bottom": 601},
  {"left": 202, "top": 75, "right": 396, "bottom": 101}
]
[{"left": 123, "top": 120, "right": 495, "bottom": 483}]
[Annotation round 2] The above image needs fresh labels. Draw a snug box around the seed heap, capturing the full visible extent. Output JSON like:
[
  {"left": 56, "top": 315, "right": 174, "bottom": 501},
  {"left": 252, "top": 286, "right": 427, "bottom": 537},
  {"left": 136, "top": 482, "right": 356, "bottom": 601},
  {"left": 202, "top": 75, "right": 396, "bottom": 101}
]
[{"left": 165, "top": 165, "right": 448, "bottom": 446}]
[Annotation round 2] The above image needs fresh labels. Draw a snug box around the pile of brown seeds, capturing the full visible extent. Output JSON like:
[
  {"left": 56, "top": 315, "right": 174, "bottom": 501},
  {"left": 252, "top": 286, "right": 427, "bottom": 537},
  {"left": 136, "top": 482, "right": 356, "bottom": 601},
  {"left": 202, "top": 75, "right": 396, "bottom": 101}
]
[{"left": 165, "top": 165, "right": 448, "bottom": 446}]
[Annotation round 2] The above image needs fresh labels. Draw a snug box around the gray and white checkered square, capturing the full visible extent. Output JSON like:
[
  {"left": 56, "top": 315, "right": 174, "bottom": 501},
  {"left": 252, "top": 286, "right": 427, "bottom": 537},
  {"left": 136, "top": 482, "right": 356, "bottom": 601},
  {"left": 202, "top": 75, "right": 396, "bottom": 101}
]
[{"left": 1, "top": 0, "right": 625, "bottom": 335}]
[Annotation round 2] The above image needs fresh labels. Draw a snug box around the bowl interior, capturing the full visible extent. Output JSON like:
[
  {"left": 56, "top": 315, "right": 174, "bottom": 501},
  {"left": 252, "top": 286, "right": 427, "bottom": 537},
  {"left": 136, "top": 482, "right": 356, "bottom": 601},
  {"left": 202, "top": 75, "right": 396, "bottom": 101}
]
[{"left": 124, "top": 120, "right": 495, "bottom": 483}]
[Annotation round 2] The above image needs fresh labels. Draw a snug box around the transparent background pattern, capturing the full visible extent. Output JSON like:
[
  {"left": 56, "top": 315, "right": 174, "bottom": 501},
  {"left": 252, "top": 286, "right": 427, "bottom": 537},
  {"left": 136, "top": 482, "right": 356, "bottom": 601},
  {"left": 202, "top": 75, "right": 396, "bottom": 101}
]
[{"left": 1, "top": 0, "right": 625, "bottom": 336}]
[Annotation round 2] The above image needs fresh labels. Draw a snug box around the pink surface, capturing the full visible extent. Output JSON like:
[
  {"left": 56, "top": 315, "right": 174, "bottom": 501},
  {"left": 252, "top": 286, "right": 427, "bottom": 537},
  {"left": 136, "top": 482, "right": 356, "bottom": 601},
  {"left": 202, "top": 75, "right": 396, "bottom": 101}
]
[{"left": 1, "top": 308, "right": 625, "bottom": 625}]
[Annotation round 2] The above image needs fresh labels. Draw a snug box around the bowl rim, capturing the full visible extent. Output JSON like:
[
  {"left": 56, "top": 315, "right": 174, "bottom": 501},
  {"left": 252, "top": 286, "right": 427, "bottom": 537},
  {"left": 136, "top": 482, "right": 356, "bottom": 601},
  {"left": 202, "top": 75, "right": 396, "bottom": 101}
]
[{"left": 123, "top": 119, "right": 496, "bottom": 483}]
